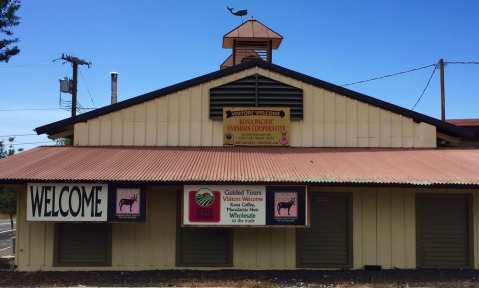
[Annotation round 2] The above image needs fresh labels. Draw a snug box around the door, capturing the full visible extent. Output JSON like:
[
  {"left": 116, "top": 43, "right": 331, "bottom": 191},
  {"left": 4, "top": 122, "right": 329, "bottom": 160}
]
[
  {"left": 297, "top": 193, "right": 352, "bottom": 268},
  {"left": 177, "top": 227, "right": 232, "bottom": 267},
  {"left": 416, "top": 194, "right": 472, "bottom": 268},
  {"left": 55, "top": 223, "right": 111, "bottom": 266}
]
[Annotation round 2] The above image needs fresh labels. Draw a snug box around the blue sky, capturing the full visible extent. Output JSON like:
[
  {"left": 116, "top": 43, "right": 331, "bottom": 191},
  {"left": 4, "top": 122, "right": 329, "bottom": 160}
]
[{"left": 0, "top": 0, "right": 478, "bottom": 150}]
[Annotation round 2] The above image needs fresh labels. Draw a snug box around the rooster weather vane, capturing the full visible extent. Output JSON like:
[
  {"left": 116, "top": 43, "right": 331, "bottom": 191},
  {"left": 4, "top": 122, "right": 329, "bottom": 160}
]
[{"left": 227, "top": 6, "right": 248, "bottom": 22}]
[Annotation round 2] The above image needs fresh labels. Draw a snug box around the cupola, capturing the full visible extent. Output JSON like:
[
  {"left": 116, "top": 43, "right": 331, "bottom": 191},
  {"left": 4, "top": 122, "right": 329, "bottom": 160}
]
[{"left": 220, "top": 19, "right": 283, "bottom": 69}]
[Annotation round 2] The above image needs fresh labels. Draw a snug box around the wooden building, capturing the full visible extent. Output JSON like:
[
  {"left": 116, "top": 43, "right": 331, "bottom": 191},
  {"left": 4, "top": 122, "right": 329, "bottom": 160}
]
[{"left": 1, "top": 20, "right": 479, "bottom": 271}]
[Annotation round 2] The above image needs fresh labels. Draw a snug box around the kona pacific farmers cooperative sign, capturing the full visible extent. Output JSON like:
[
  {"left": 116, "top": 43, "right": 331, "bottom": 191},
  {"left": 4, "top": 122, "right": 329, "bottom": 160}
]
[
  {"left": 183, "top": 185, "right": 266, "bottom": 226},
  {"left": 27, "top": 183, "right": 108, "bottom": 222},
  {"left": 223, "top": 107, "right": 290, "bottom": 146}
]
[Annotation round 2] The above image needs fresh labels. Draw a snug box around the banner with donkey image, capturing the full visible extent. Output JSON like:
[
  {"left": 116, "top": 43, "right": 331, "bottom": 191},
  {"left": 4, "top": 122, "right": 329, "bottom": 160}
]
[
  {"left": 108, "top": 186, "right": 146, "bottom": 222},
  {"left": 266, "top": 186, "right": 307, "bottom": 226}
]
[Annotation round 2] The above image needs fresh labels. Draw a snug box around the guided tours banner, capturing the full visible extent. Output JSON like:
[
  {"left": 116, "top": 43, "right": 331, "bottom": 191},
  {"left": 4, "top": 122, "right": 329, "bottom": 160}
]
[
  {"left": 223, "top": 107, "right": 290, "bottom": 146},
  {"left": 27, "top": 183, "right": 108, "bottom": 222},
  {"left": 183, "top": 185, "right": 266, "bottom": 226},
  {"left": 183, "top": 185, "right": 307, "bottom": 227}
]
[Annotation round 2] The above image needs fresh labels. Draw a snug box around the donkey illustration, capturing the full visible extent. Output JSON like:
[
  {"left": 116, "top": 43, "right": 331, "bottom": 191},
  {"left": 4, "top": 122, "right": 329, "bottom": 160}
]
[
  {"left": 119, "top": 194, "right": 138, "bottom": 212},
  {"left": 277, "top": 197, "right": 296, "bottom": 216}
]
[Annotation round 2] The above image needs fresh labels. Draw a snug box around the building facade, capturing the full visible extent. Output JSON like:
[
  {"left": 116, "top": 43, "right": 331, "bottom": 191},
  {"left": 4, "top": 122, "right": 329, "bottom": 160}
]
[{"left": 1, "top": 20, "right": 479, "bottom": 271}]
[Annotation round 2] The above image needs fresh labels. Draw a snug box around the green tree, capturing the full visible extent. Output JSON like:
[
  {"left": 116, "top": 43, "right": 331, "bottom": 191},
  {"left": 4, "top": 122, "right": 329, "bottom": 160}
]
[
  {"left": 0, "top": 137, "right": 18, "bottom": 229},
  {"left": 0, "top": 0, "right": 21, "bottom": 62}
]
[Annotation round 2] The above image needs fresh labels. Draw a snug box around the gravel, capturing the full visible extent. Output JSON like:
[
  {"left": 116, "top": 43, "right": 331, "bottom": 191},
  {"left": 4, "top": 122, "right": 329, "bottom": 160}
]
[{"left": 0, "top": 269, "right": 478, "bottom": 287}]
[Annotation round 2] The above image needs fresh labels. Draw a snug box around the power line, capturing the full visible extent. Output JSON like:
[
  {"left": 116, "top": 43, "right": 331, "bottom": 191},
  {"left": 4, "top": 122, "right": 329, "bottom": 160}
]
[
  {"left": 10, "top": 141, "right": 55, "bottom": 146},
  {"left": 0, "top": 107, "right": 96, "bottom": 112},
  {"left": 1, "top": 141, "right": 55, "bottom": 146},
  {"left": 0, "top": 133, "right": 37, "bottom": 138},
  {"left": 411, "top": 65, "right": 437, "bottom": 110},
  {"left": 0, "top": 62, "right": 54, "bottom": 68},
  {"left": 446, "top": 61, "right": 479, "bottom": 65},
  {"left": 79, "top": 69, "right": 96, "bottom": 106},
  {"left": 341, "top": 64, "right": 436, "bottom": 86}
]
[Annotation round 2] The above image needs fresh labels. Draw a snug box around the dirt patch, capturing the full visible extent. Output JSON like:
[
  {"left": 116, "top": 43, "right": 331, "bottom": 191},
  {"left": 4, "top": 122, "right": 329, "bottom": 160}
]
[
  {"left": 0, "top": 270, "right": 478, "bottom": 287},
  {"left": 0, "top": 214, "right": 9, "bottom": 220}
]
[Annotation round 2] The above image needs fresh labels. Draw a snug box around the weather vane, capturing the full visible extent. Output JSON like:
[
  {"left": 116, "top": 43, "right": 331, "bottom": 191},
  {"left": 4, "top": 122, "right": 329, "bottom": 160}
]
[{"left": 227, "top": 6, "right": 247, "bottom": 22}]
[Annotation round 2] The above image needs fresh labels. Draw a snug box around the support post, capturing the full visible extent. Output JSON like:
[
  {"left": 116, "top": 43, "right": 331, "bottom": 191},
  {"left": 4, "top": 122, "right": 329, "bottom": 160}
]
[
  {"left": 71, "top": 62, "right": 78, "bottom": 117},
  {"left": 58, "top": 54, "right": 91, "bottom": 117},
  {"left": 439, "top": 58, "right": 446, "bottom": 121}
]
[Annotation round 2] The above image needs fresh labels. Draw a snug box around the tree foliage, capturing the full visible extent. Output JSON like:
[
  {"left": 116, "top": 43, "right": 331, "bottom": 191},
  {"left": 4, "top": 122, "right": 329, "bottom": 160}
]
[
  {"left": 0, "top": 137, "right": 18, "bottom": 228},
  {"left": 0, "top": 0, "right": 21, "bottom": 62},
  {"left": 0, "top": 187, "right": 15, "bottom": 220}
]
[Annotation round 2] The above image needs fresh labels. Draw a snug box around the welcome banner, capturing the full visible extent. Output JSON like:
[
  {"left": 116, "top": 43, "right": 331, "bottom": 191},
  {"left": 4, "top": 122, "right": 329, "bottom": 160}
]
[{"left": 27, "top": 183, "right": 108, "bottom": 222}]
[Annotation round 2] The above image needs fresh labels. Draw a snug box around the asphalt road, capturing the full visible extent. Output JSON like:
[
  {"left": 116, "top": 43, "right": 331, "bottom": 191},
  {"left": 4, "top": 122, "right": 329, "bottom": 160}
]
[{"left": 0, "top": 219, "right": 15, "bottom": 256}]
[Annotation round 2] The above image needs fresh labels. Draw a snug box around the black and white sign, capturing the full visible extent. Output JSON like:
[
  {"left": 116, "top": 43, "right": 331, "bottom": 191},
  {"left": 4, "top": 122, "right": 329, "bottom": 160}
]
[{"left": 27, "top": 183, "right": 108, "bottom": 222}]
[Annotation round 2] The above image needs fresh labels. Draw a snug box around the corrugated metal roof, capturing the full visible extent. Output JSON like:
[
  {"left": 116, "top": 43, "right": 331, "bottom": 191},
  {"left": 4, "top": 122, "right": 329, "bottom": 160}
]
[
  {"left": 448, "top": 119, "right": 479, "bottom": 127},
  {"left": 1, "top": 146, "right": 478, "bottom": 186}
]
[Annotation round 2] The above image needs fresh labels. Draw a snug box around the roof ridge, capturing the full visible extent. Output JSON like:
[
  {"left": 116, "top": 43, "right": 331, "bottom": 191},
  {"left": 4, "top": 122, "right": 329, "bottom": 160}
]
[{"left": 34, "top": 60, "right": 472, "bottom": 139}]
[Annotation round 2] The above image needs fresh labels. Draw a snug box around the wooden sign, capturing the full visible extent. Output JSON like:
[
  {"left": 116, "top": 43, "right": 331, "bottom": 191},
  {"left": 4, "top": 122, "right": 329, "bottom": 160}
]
[{"left": 223, "top": 107, "right": 290, "bottom": 146}]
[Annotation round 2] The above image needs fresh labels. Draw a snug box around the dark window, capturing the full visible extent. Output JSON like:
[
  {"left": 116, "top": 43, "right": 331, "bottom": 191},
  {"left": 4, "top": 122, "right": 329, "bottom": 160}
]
[
  {"left": 297, "top": 193, "right": 352, "bottom": 268},
  {"left": 209, "top": 74, "right": 303, "bottom": 120},
  {"left": 177, "top": 227, "right": 232, "bottom": 267},
  {"left": 55, "top": 223, "right": 111, "bottom": 267},
  {"left": 416, "top": 194, "right": 472, "bottom": 268}
]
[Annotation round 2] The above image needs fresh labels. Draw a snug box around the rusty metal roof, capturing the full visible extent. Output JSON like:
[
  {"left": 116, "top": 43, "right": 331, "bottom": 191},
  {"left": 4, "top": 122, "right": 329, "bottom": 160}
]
[
  {"left": 223, "top": 19, "right": 283, "bottom": 48},
  {"left": 448, "top": 119, "right": 479, "bottom": 127},
  {"left": 1, "top": 146, "right": 479, "bottom": 186}
]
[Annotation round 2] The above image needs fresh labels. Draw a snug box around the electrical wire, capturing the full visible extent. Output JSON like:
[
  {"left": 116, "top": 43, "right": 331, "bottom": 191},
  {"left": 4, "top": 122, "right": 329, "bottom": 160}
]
[
  {"left": 79, "top": 69, "right": 96, "bottom": 107},
  {"left": 0, "top": 62, "right": 54, "bottom": 68},
  {"left": 411, "top": 65, "right": 437, "bottom": 110},
  {"left": 9, "top": 141, "right": 55, "bottom": 146},
  {"left": 0, "top": 133, "right": 36, "bottom": 138},
  {"left": 341, "top": 64, "right": 436, "bottom": 86},
  {"left": 446, "top": 61, "right": 479, "bottom": 65},
  {"left": 0, "top": 107, "right": 96, "bottom": 112}
]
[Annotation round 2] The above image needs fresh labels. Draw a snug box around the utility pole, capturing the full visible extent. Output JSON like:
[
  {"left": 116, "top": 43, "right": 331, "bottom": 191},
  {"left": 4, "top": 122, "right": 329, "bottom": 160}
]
[
  {"left": 439, "top": 58, "right": 446, "bottom": 121},
  {"left": 58, "top": 54, "right": 91, "bottom": 117}
]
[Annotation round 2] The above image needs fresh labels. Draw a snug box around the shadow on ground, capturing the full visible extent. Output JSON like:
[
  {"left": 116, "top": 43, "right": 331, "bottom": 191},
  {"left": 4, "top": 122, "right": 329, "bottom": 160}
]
[{"left": 0, "top": 269, "right": 479, "bottom": 287}]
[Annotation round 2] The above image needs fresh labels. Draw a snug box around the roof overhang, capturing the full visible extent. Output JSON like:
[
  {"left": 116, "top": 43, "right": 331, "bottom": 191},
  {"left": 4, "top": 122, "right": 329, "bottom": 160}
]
[{"left": 1, "top": 146, "right": 479, "bottom": 187}]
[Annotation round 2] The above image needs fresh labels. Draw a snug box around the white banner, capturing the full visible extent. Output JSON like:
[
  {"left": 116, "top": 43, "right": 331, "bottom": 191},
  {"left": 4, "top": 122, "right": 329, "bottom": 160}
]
[
  {"left": 183, "top": 185, "right": 266, "bottom": 226},
  {"left": 27, "top": 183, "right": 108, "bottom": 222}
]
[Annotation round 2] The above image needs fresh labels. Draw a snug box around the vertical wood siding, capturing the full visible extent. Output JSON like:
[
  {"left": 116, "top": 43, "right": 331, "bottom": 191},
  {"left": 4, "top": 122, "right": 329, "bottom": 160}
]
[
  {"left": 15, "top": 185, "right": 55, "bottom": 270},
  {"left": 350, "top": 187, "right": 417, "bottom": 269},
  {"left": 233, "top": 228, "right": 296, "bottom": 269},
  {"left": 73, "top": 67, "right": 436, "bottom": 148},
  {"left": 111, "top": 186, "right": 177, "bottom": 269},
  {"left": 17, "top": 186, "right": 478, "bottom": 271},
  {"left": 16, "top": 186, "right": 178, "bottom": 271}
]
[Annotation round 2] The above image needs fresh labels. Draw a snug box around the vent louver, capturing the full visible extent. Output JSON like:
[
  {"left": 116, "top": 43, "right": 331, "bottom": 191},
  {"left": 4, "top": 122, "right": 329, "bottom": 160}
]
[{"left": 209, "top": 74, "right": 303, "bottom": 120}]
